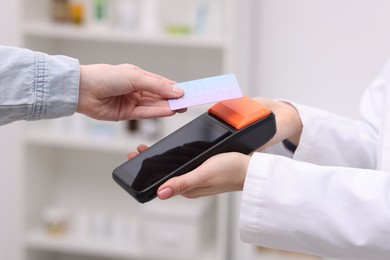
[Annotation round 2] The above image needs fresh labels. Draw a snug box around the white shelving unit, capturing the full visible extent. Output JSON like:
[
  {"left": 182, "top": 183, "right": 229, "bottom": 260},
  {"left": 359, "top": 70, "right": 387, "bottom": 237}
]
[
  {"left": 19, "top": 1, "right": 256, "bottom": 260},
  {"left": 23, "top": 21, "right": 225, "bottom": 48},
  {"left": 21, "top": 117, "right": 232, "bottom": 260}
]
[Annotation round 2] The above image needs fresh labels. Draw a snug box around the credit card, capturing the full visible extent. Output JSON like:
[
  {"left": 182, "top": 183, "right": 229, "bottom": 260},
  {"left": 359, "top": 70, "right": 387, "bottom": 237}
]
[{"left": 169, "top": 74, "right": 243, "bottom": 110}]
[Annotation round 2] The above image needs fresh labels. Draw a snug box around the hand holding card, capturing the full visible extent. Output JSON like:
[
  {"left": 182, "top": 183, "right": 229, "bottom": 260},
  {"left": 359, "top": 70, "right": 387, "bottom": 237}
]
[{"left": 169, "top": 74, "right": 243, "bottom": 110}]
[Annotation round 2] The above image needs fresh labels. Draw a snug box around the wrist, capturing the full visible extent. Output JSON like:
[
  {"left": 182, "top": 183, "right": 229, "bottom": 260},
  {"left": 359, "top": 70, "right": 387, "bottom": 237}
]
[
  {"left": 76, "top": 65, "right": 92, "bottom": 115},
  {"left": 236, "top": 153, "right": 251, "bottom": 191},
  {"left": 276, "top": 100, "right": 303, "bottom": 146}
]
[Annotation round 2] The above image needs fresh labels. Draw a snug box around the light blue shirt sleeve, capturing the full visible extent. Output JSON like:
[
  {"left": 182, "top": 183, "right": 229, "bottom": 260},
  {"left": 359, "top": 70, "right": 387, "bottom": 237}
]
[{"left": 0, "top": 46, "right": 80, "bottom": 125}]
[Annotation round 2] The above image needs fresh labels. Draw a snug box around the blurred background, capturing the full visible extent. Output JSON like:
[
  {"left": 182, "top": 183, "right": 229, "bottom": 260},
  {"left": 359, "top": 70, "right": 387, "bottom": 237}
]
[{"left": 1, "top": 0, "right": 390, "bottom": 260}]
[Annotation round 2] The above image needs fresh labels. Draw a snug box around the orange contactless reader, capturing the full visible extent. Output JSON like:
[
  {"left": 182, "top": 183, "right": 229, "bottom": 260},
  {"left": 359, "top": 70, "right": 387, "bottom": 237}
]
[{"left": 113, "top": 96, "right": 276, "bottom": 203}]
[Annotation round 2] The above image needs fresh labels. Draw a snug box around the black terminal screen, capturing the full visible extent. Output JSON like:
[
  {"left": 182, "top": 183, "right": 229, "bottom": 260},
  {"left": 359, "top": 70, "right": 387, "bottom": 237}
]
[{"left": 119, "top": 116, "right": 231, "bottom": 192}]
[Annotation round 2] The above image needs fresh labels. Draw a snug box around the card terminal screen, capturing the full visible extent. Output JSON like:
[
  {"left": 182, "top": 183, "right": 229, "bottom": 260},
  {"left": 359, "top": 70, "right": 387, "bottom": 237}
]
[{"left": 119, "top": 116, "right": 232, "bottom": 192}]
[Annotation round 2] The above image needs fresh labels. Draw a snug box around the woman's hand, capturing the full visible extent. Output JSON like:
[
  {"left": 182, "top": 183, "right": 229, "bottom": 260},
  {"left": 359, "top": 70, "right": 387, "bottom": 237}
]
[
  {"left": 128, "top": 145, "right": 250, "bottom": 200},
  {"left": 77, "top": 64, "right": 185, "bottom": 121},
  {"left": 157, "top": 152, "right": 251, "bottom": 199}
]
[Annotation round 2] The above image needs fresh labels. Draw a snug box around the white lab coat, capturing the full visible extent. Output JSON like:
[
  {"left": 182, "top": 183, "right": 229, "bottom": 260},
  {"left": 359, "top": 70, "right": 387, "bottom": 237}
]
[{"left": 239, "top": 60, "right": 390, "bottom": 260}]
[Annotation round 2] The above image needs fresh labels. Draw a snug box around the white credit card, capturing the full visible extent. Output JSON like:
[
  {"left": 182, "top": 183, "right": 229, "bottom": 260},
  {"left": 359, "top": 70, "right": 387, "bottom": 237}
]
[{"left": 169, "top": 74, "right": 243, "bottom": 110}]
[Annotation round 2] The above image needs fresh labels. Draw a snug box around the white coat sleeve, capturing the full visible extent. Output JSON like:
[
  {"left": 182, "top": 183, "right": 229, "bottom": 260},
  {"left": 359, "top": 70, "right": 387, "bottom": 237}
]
[
  {"left": 285, "top": 102, "right": 378, "bottom": 168},
  {"left": 239, "top": 153, "right": 390, "bottom": 260}
]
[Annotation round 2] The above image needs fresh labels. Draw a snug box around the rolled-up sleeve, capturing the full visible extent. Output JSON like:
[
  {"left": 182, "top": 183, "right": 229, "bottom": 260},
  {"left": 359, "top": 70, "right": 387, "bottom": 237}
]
[{"left": 0, "top": 46, "right": 80, "bottom": 125}]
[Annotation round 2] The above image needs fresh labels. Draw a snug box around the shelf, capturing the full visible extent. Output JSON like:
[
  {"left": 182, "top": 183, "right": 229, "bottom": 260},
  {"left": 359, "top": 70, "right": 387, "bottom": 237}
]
[
  {"left": 25, "top": 229, "right": 218, "bottom": 260},
  {"left": 25, "top": 229, "right": 141, "bottom": 259},
  {"left": 24, "top": 130, "right": 156, "bottom": 154},
  {"left": 22, "top": 110, "right": 207, "bottom": 153},
  {"left": 24, "top": 22, "right": 226, "bottom": 49}
]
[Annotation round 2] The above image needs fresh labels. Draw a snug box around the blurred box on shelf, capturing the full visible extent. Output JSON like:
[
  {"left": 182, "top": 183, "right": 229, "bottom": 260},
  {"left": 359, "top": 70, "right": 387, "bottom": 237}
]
[
  {"left": 160, "top": 0, "right": 223, "bottom": 37},
  {"left": 140, "top": 197, "right": 214, "bottom": 257},
  {"left": 41, "top": 206, "right": 70, "bottom": 236}
]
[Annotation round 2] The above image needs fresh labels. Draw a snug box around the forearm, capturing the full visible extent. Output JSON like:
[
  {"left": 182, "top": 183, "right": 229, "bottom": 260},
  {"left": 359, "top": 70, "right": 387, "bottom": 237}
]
[
  {"left": 258, "top": 97, "right": 377, "bottom": 169},
  {"left": 292, "top": 103, "right": 377, "bottom": 168},
  {"left": 0, "top": 46, "right": 79, "bottom": 125}
]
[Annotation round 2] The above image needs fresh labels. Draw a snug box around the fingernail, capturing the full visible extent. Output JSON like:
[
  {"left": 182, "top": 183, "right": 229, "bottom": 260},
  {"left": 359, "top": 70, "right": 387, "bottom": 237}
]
[
  {"left": 158, "top": 187, "right": 173, "bottom": 200},
  {"left": 172, "top": 86, "right": 184, "bottom": 94}
]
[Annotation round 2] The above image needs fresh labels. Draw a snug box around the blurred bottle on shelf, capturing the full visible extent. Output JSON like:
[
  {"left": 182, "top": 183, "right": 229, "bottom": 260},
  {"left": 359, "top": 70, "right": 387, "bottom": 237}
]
[
  {"left": 194, "top": 0, "right": 223, "bottom": 36},
  {"left": 202, "top": 0, "right": 223, "bottom": 37},
  {"left": 50, "top": 0, "right": 69, "bottom": 23},
  {"left": 140, "top": 118, "right": 161, "bottom": 139},
  {"left": 127, "top": 120, "right": 139, "bottom": 133},
  {"left": 69, "top": 0, "right": 86, "bottom": 25},
  {"left": 127, "top": 119, "right": 161, "bottom": 140},
  {"left": 93, "top": 0, "right": 108, "bottom": 23},
  {"left": 114, "top": 0, "right": 138, "bottom": 31},
  {"left": 90, "top": 212, "right": 110, "bottom": 239},
  {"left": 72, "top": 210, "right": 89, "bottom": 238},
  {"left": 159, "top": 0, "right": 222, "bottom": 37},
  {"left": 160, "top": 0, "right": 195, "bottom": 36},
  {"left": 92, "top": 0, "right": 111, "bottom": 28},
  {"left": 195, "top": 1, "right": 209, "bottom": 35},
  {"left": 139, "top": 0, "right": 160, "bottom": 34}
]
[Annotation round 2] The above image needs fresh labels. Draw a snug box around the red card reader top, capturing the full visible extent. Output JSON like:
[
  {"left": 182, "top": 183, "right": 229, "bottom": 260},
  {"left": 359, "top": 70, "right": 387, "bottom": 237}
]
[{"left": 208, "top": 96, "right": 271, "bottom": 130}]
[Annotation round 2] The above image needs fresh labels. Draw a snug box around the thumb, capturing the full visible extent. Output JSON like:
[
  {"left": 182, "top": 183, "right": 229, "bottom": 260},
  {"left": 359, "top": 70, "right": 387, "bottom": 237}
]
[{"left": 157, "top": 173, "right": 197, "bottom": 200}]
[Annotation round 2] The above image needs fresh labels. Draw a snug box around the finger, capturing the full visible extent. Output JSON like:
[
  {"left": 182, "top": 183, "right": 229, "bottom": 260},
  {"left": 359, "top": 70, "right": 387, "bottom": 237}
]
[
  {"left": 137, "top": 97, "right": 170, "bottom": 107},
  {"left": 130, "top": 106, "right": 186, "bottom": 118},
  {"left": 181, "top": 187, "right": 218, "bottom": 199},
  {"left": 130, "top": 97, "right": 187, "bottom": 117},
  {"left": 137, "top": 93, "right": 187, "bottom": 113},
  {"left": 127, "top": 144, "right": 149, "bottom": 159},
  {"left": 175, "top": 108, "right": 188, "bottom": 113},
  {"left": 127, "top": 151, "right": 138, "bottom": 159},
  {"left": 138, "top": 91, "right": 165, "bottom": 99},
  {"left": 140, "top": 69, "right": 177, "bottom": 85},
  {"left": 131, "top": 106, "right": 177, "bottom": 119},
  {"left": 131, "top": 67, "right": 184, "bottom": 99},
  {"left": 134, "top": 65, "right": 176, "bottom": 84},
  {"left": 157, "top": 172, "right": 199, "bottom": 200},
  {"left": 137, "top": 144, "right": 149, "bottom": 153}
]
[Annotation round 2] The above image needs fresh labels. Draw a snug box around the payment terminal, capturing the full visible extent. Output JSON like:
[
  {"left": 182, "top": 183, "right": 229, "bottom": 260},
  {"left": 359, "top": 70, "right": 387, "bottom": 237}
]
[{"left": 113, "top": 96, "right": 276, "bottom": 203}]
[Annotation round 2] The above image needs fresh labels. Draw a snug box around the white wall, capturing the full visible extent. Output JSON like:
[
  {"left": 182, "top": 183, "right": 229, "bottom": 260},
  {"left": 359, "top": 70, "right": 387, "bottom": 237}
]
[
  {"left": 254, "top": 0, "right": 390, "bottom": 117},
  {"left": 0, "top": 0, "right": 23, "bottom": 260}
]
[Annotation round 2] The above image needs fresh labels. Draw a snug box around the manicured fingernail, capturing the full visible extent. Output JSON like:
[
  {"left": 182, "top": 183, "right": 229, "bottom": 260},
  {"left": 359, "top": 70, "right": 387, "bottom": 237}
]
[
  {"left": 158, "top": 187, "right": 173, "bottom": 200},
  {"left": 172, "top": 86, "right": 184, "bottom": 94}
]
